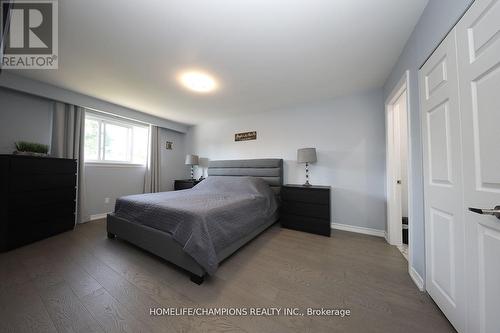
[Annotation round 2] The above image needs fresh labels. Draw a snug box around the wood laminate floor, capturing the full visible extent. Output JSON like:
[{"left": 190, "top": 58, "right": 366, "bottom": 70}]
[{"left": 0, "top": 220, "right": 456, "bottom": 333}]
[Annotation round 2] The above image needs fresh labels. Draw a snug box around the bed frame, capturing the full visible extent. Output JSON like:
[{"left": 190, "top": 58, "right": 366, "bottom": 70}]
[{"left": 106, "top": 158, "right": 283, "bottom": 284}]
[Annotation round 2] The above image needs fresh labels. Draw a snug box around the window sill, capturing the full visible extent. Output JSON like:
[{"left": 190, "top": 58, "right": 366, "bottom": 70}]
[{"left": 85, "top": 162, "right": 146, "bottom": 168}]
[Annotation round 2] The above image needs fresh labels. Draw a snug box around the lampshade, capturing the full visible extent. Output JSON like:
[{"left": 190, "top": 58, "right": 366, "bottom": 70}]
[
  {"left": 297, "top": 148, "right": 317, "bottom": 163},
  {"left": 185, "top": 154, "right": 199, "bottom": 165}
]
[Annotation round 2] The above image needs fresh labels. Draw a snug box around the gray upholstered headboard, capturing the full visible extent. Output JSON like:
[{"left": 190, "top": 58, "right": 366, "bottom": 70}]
[{"left": 207, "top": 159, "right": 283, "bottom": 194}]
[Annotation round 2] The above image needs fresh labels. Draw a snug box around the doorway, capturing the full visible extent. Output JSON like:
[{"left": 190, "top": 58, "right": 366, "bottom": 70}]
[{"left": 385, "top": 71, "right": 412, "bottom": 263}]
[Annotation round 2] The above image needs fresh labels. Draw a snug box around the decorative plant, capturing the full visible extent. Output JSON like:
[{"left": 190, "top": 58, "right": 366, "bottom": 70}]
[{"left": 15, "top": 141, "right": 49, "bottom": 154}]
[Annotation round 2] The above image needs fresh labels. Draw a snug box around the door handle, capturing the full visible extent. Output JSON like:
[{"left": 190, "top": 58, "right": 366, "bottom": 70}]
[{"left": 469, "top": 206, "right": 500, "bottom": 220}]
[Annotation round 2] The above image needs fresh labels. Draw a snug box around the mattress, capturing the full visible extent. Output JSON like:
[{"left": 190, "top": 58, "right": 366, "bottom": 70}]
[{"left": 113, "top": 176, "right": 278, "bottom": 275}]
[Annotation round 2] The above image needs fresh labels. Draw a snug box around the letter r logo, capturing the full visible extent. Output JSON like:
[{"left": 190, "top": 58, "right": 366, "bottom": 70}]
[{"left": 2, "top": 1, "right": 53, "bottom": 54}]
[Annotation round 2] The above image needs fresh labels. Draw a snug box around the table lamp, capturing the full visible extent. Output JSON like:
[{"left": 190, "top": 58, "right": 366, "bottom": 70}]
[
  {"left": 185, "top": 154, "right": 199, "bottom": 180},
  {"left": 297, "top": 148, "right": 317, "bottom": 186}
]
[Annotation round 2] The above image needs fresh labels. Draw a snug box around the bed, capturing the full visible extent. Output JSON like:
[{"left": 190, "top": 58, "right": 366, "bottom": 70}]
[{"left": 106, "top": 158, "right": 283, "bottom": 284}]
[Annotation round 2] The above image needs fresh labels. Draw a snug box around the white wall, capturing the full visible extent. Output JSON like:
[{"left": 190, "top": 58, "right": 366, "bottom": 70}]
[
  {"left": 187, "top": 89, "right": 387, "bottom": 231},
  {"left": 383, "top": 0, "right": 474, "bottom": 279}
]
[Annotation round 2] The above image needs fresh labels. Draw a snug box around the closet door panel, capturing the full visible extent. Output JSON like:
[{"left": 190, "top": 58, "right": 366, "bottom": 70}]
[
  {"left": 419, "top": 29, "right": 466, "bottom": 333},
  {"left": 456, "top": 0, "right": 500, "bottom": 332}
]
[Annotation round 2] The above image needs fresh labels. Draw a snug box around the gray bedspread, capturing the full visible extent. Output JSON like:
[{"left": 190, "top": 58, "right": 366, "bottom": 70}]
[{"left": 113, "top": 176, "right": 278, "bottom": 275}]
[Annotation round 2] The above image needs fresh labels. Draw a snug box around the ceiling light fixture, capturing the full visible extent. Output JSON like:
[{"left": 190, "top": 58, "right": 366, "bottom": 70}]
[{"left": 178, "top": 70, "right": 218, "bottom": 93}]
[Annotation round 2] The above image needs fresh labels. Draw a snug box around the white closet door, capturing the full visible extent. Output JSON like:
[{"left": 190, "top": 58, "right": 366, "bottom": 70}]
[
  {"left": 456, "top": 0, "right": 500, "bottom": 332},
  {"left": 419, "top": 29, "right": 466, "bottom": 332}
]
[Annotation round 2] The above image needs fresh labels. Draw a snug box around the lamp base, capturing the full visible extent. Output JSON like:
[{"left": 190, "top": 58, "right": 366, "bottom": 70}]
[{"left": 304, "top": 163, "right": 312, "bottom": 186}]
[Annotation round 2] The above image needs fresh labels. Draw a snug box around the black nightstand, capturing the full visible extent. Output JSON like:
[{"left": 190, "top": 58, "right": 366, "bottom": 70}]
[
  {"left": 174, "top": 179, "right": 203, "bottom": 190},
  {"left": 280, "top": 184, "right": 331, "bottom": 237}
]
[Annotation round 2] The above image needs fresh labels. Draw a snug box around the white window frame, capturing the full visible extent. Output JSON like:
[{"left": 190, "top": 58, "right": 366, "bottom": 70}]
[{"left": 84, "top": 112, "right": 149, "bottom": 166}]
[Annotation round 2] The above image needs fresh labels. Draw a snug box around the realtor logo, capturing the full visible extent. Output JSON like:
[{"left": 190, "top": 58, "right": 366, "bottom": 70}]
[{"left": 1, "top": 0, "right": 58, "bottom": 69}]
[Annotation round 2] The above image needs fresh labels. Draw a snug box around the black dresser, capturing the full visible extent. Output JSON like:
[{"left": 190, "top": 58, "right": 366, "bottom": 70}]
[
  {"left": 281, "top": 184, "right": 331, "bottom": 237},
  {"left": 0, "top": 155, "right": 77, "bottom": 252},
  {"left": 174, "top": 179, "right": 203, "bottom": 190}
]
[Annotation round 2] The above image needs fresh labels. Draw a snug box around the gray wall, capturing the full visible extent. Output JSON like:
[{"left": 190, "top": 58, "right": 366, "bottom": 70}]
[
  {"left": 0, "top": 72, "right": 188, "bottom": 133},
  {"left": 84, "top": 165, "right": 147, "bottom": 217},
  {"left": 383, "top": 0, "right": 474, "bottom": 279},
  {"left": 0, "top": 86, "right": 187, "bottom": 220},
  {"left": 160, "top": 128, "right": 190, "bottom": 191},
  {"left": 0, "top": 87, "right": 53, "bottom": 153},
  {"left": 187, "top": 89, "right": 387, "bottom": 232}
]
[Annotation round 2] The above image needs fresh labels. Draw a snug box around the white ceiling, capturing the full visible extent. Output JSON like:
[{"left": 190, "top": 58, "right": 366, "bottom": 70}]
[{"left": 14, "top": 0, "right": 428, "bottom": 125}]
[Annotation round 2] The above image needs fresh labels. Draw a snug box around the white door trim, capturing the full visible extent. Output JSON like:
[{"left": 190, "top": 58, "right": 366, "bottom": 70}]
[{"left": 385, "top": 70, "right": 416, "bottom": 283}]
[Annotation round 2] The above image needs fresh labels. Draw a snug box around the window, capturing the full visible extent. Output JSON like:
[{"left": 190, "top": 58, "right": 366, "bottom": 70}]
[{"left": 84, "top": 113, "right": 149, "bottom": 165}]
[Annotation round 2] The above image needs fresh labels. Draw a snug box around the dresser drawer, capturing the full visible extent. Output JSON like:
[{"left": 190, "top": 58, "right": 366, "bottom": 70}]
[
  {"left": 0, "top": 155, "right": 78, "bottom": 252},
  {"left": 281, "top": 201, "right": 330, "bottom": 220},
  {"left": 9, "top": 174, "right": 77, "bottom": 192},
  {"left": 281, "top": 187, "right": 329, "bottom": 205},
  {"left": 175, "top": 182, "right": 195, "bottom": 190},
  {"left": 6, "top": 217, "right": 74, "bottom": 250},
  {"left": 10, "top": 157, "right": 76, "bottom": 175},
  {"left": 174, "top": 179, "right": 202, "bottom": 190},
  {"left": 10, "top": 188, "right": 76, "bottom": 206},
  {"left": 281, "top": 214, "right": 331, "bottom": 237},
  {"left": 9, "top": 201, "right": 75, "bottom": 220}
]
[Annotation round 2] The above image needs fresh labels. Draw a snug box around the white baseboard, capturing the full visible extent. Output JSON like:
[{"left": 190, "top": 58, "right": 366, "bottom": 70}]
[
  {"left": 409, "top": 266, "right": 425, "bottom": 291},
  {"left": 331, "top": 223, "right": 385, "bottom": 238},
  {"left": 89, "top": 213, "right": 110, "bottom": 221}
]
